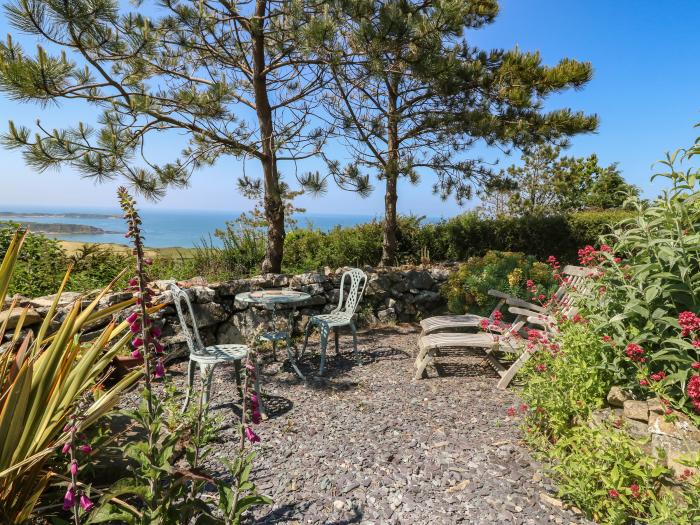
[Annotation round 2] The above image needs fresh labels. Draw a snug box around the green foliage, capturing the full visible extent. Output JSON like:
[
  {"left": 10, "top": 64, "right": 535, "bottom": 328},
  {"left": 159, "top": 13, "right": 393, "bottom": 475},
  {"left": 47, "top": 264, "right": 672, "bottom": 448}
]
[
  {"left": 545, "top": 424, "right": 700, "bottom": 525},
  {"left": 441, "top": 251, "right": 556, "bottom": 316},
  {"left": 575, "top": 159, "right": 700, "bottom": 419},
  {"left": 0, "top": 223, "right": 64, "bottom": 296},
  {"left": 479, "top": 145, "right": 638, "bottom": 217},
  {"left": 90, "top": 386, "right": 270, "bottom": 524},
  {"left": 520, "top": 322, "right": 615, "bottom": 440}
]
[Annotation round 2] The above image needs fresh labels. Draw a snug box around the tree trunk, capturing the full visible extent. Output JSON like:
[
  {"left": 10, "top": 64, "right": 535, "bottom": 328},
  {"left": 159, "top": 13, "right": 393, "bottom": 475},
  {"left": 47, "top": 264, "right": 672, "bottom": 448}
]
[
  {"left": 381, "top": 88, "right": 399, "bottom": 267},
  {"left": 252, "top": 0, "right": 284, "bottom": 274}
]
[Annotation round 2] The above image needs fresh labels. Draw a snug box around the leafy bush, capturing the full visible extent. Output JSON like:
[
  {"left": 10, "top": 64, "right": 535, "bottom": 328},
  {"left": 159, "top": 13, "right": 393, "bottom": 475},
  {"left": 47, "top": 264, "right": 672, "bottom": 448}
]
[
  {"left": 546, "top": 423, "right": 700, "bottom": 525},
  {"left": 442, "top": 251, "right": 557, "bottom": 317},
  {"left": 520, "top": 322, "right": 615, "bottom": 440},
  {"left": 0, "top": 224, "right": 65, "bottom": 296},
  {"left": 574, "top": 161, "right": 700, "bottom": 420}
]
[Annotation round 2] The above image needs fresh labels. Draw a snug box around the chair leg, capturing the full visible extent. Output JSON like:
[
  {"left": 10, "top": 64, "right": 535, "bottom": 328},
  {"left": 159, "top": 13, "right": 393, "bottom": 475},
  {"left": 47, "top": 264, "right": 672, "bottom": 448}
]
[
  {"left": 300, "top": 320, "right": 313, "bottom": 359},
  {"left": 233, "top": 359, "right": 243, "bottom": 398},
  {"left": 181, "top": 358, "right": 196, "bottom": 414},
  {"left": 319, "top": 324, "right": 329, "bottom": 375},
  {"left": 496, "top": 348, "right": 533, "bottom": 390},
  {"left": 201, "top": 363, "right": 216, "bottom": 408},
  {"left": 350, "top": 322, "right": 358, "bottom": 363},
  {"left": 334, "top": 329, "right": 340, "bottom": 355},
  {"left": 413, "top": 349, "right": 434, "bottom": 380}
]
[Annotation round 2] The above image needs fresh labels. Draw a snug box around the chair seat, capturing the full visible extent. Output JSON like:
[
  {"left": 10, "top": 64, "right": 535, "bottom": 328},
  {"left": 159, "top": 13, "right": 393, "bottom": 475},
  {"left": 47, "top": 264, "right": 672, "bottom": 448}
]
[
  {"left": 310, "top": 313, "right": 353, "bottom": 328},
  {"left": 190, "top": 344, "right": 249, "bottom": 364}
]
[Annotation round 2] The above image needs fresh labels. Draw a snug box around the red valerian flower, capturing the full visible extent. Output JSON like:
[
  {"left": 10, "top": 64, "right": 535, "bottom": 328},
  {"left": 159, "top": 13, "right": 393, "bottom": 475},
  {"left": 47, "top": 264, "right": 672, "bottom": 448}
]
[
  {"left": 480, "top": 318, "right": 490, "bottom": 330},
  {"left": 608, "top": 489, "right": 619, "bottom": 498},
  {"left": 679, "top": 311, "right": 700, "bottom": 337},
  {"left": 519, "top": 403, "right": 528, "bottom": 413},
  {"left": 688, "top": 376, "right": 700, "bottom": 401},
  {"left": 650, "top": 371, "right": 666, "bottom": 382},
  {"left": 535, "top": 363, "right": 547, "bottom": 373},
  {"left": 625, "top": 343, "right": 645, "bottom": 362},
  {"left": 692, "top": 362, "right": 700, "bottom": 371},
  {"left": 506, "top": 407, "right": 517, "bottom": 417},
  {"left": 602, "top": 335, "right": 612, "bottom": 343},
  {"left": 493, "top": 310, "right": 503, "bottom": 322},
  {"left": 639, "top": 379, "right": 649, "bottom": 387},
  {"left": 630, "top": 483, "right": 640, "bottom": 498}
]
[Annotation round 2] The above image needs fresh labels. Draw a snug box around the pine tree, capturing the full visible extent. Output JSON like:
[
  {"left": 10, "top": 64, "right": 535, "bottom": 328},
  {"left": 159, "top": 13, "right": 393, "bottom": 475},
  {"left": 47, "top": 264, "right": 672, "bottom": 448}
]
[
  {"left": 0, "top": 0, "right": 334, "bottom": 273},
  {"left": 305, "top": 0, "right": 598, "bottom": 265}
]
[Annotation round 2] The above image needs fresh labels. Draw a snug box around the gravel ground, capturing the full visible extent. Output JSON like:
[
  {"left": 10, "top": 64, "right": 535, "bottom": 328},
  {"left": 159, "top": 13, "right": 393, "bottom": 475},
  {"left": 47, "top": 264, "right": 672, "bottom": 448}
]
[{"left": 157, "top": 324, "right": 593, "bottom": 525}]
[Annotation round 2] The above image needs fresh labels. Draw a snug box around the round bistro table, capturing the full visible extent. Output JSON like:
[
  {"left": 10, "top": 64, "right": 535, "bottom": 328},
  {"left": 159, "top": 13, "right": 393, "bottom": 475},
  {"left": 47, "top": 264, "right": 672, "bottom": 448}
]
[{"left": 235, "top": 289, "right": 311, "bottom": 379}]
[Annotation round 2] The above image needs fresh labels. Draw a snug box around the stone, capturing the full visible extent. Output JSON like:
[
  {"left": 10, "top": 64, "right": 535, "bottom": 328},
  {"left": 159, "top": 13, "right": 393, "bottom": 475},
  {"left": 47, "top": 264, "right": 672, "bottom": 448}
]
[
  {"left": 405, "top": 270, "right": 434, "bottom": 290},
  {"left": 190, "top": 302, "right": 229, "bottom": 328},
  {"left": 377, "top": 308, "right": 397, "bottom": 323},
  {"left": 647, "top": 397, "right": 664, "bottom": 415},
  {"left": 623, "top": 400, "right": 649, "bottom": 422},
  {"left": 540, "top": 492, "right": 564, "bottom": 508},
  {"left": 607, "top": 386, "right": 631, "bottom": 408},
  {"left": 0, "top": 306, "right": 42, "bottom": 328}
]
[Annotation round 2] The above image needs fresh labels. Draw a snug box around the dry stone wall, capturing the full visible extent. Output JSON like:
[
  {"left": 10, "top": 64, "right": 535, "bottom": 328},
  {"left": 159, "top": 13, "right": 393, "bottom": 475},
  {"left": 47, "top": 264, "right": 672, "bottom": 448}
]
[{"left": 3, "top": 265, "right": 455, "bottom": 358}]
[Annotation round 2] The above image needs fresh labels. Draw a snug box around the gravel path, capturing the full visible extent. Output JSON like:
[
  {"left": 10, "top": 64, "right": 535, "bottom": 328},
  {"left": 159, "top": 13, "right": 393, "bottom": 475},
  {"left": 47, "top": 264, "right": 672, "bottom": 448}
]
[{"left": 165, "top": 324, "right": 592, "bottom": 525}]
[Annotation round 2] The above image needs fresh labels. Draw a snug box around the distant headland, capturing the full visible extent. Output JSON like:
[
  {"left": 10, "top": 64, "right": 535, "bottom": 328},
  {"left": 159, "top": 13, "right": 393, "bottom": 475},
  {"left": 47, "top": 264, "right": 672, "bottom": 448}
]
[
  {"left": 1, "top": 220, "right": 118, "bottom": 235},
  {"left": 0, "top": 211, "right": 120, "bottom": 219}
]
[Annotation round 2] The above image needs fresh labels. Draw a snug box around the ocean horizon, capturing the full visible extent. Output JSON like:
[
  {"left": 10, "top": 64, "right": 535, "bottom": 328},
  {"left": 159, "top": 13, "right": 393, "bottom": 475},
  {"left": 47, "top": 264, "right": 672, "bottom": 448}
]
[{"left": 0, "top": 204, "right": 442, "bottom": 248}]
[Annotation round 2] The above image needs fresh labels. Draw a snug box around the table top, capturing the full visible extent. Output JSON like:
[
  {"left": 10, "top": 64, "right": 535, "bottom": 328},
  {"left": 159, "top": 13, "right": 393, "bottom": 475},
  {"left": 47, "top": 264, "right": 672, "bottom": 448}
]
[{"left": 235, "top": 289, "right": 312, "bottom": 306}]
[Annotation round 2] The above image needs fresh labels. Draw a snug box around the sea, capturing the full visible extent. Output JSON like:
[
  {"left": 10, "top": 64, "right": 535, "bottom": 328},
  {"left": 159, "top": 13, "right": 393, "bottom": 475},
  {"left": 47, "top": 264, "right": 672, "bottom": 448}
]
[{"left": 0, "top": 204, "right": 439, "bottom": 248}]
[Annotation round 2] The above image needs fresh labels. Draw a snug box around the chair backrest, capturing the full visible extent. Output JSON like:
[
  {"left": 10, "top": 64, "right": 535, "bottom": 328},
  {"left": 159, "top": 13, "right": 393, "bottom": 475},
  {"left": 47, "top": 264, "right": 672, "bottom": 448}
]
[
  {"left": 169, "top": 283, "right": 204, "bottom": 355},
  {"left": 333, "top": 268, "right": 368, "bottom": 317}
]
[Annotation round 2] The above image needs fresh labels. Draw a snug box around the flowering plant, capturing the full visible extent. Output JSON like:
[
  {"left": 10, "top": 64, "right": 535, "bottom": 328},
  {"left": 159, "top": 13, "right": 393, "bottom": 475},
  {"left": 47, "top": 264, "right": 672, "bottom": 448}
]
[
  {"left": 570, "top": 163, "right": 700, "bottom": 419},
  {"left": 87, "top": 188, "right": 269, "bottom": 524}
]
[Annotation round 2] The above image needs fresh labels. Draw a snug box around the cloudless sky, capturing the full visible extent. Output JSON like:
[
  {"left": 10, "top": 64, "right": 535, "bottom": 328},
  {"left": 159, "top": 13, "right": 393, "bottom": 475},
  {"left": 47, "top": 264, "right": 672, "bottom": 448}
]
[{"left": 1, "top": 0, "right": 699, "bottom": 216}]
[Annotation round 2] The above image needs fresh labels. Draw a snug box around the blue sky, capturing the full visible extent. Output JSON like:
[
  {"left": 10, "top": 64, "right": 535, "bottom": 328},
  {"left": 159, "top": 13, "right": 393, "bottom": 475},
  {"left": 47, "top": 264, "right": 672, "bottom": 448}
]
[{"left": 1, "top": 0, "right": 699, "bottom": 216}]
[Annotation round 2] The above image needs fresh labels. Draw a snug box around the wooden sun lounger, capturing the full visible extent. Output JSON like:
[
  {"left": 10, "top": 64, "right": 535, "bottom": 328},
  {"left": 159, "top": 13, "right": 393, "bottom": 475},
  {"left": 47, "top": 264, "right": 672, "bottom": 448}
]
[
  {"left": 414, "top": 265, "right": 596, "bottom": 388},
  {"left": 419, "top": 265, "right": 585, "bottom": 337}
]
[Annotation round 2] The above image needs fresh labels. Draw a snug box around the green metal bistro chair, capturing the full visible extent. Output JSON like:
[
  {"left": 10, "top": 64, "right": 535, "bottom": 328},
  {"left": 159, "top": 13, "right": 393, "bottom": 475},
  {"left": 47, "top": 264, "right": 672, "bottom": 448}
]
[
  {"left": 301, "top": 268, "right": 367, "bottom": 375},
  {"left": 170, "top": 283, "right": 264, "bottom": 416}
]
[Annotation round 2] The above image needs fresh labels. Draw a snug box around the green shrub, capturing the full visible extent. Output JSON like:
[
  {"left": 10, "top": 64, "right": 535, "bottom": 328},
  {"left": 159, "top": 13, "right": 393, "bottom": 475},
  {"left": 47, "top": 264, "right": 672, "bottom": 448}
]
[
  {"left": 0, "top": 224, "right": 65, "bottom": 296},
  {"left": 442, "top": 250, "right": 557, "bottom": 317},
  {"left": 574, "top": 163, "right": 700, "bottom": 420},
  {"left": 546, "top": 424, "right": 699, "bottom": 525},
  {"left": 520, "top": 322, "right": 615, "bottom": 440}
]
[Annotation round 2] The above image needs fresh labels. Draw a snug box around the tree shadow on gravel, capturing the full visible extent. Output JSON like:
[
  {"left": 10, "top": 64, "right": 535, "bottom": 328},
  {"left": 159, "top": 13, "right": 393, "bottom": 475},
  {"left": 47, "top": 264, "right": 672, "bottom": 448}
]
[
  {"left": 249, "top": 502, "right": 310, "bottom": 524},
  {"left": 213, "top": 394, "right": 293, "bottom": 424}
]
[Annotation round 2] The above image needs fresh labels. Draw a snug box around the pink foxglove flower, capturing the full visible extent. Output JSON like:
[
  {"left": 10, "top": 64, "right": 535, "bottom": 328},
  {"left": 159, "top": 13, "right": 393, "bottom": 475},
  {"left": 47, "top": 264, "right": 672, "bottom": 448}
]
[
  {"left": 244, "top": 426, "right": 261, "bottom": 443},
  {"left": 79, "top": 494, "right": 94, "bottom": 511},
  {"left": 131, "top": 349, "right": 142, "bottom": 359},
  {"left": 126, "top": 312, "right": 139, "bottom": 324},
  {"left": 63, "top": 487, "right": 76, "bottom": 510},
  {"left": 78, "top": 444, "right": 92, "bottom": 454},
  {"left": 153, "top": 341, "right": 164, "bottom": 354},
  {"left": 154, "top": 360, "right": 165, "bottom": 379},
  {"left": 252, "top": 410, "right": 262, "bottom": 425},
  {"left": 61, "top": 442, "right": 71, "bottom": 454},
  {"left": 69, "top": 461, "right": 78, "bottom": 476},
  {"left": 132, "top": 337, "right": 144, "bottom": 348},
  {"left": 150, "top": 326, "right": 162, "bottom": 338},
  {"left": 129, "top": 322, "right": 141, "bottom": 333}
]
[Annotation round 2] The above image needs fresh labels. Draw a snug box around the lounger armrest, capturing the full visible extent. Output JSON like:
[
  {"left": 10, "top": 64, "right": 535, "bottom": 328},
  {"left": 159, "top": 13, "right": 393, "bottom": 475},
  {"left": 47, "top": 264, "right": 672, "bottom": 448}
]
[
  {"left": 487, "top": 289, "right": 514, "bottom": 301},
  {"left": 508, "top": 306, "right": 558, "bottom": 330},
  {"left": 527, "top": 315, "right": 559, "bottom": 333},
  {"left": 505, "top": 297, "right": 547, "bottom": 313}
]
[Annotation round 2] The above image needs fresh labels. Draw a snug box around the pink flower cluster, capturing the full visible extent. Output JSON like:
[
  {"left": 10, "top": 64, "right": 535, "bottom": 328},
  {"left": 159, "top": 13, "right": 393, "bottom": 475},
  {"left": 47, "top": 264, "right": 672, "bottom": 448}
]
[
  {"left": 577, "top": 244, "right": 619, "bottom": 267},
  {"left": 61, "top": 418, "right": 94, "bottom": 513},
  {"left": 679, "top": 311, "right": 700, "bottom": 338},
  {"left": 624, "top": 343, "right": 646, "bottom": 363},
  {"left": 688, "top": 375, "right": 700, "bottom": 413},
  {"left": 525, "top": 328, "right": 560, "bottom": 355}
]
